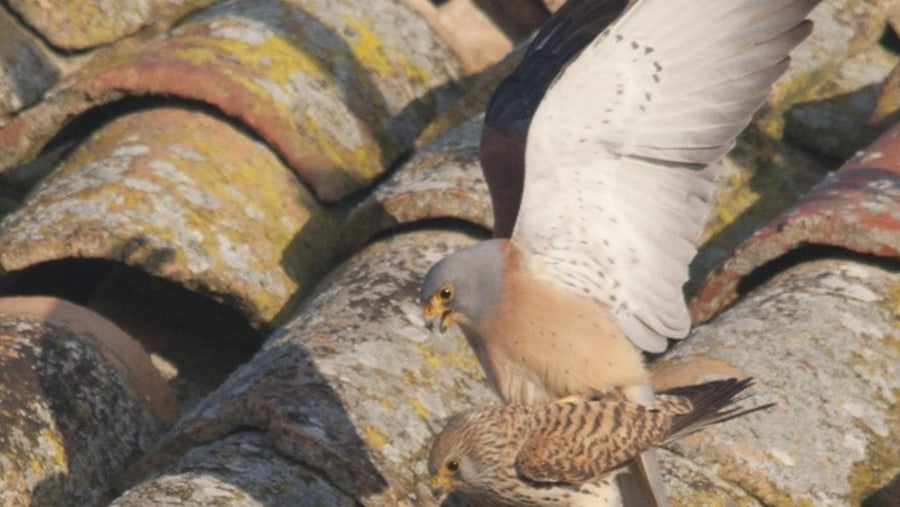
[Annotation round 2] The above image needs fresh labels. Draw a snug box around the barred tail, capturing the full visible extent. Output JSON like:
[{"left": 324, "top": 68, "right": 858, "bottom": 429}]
[{"left": 661, "top": 377, "right": 773, "bottom": 443}]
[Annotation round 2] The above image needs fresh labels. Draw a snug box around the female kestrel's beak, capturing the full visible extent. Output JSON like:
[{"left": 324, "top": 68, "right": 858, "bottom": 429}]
[
  {"left": 422, "top": 300, "right": 454, "bottom": 332},
  {"left": 429, "top": 474, "right": 452, "bottom": 500}
]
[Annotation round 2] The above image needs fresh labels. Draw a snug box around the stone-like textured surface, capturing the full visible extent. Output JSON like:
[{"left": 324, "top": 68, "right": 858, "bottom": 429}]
[
  {"left": 0, "top": 8, "right": 60, "bottom": 119},
  {"left": 340, "top": 116, "right": 491, "bottom": 255},
  {"left": 111, "top": 432, "right": 357, "bottom": 507},
  {"left": 659, "top": 451, "right": 763, "bottom": 507},
  {"left": 431, "top": 0, "right": 544, "bottom": 72},
  {"left": 0, "top": 0, "right": 466, "bottom": 202},
  {"left": 784, "top": 44, "right": 900, "bottom": 161},
  {"left": 120, "top": 229, "right": 495, "bottom": 505},
  {"left": 414, "top": 44, "right": 525, "bottom": 148},
  {"left": 5, "top": 0, "right": 207, "bottom": 51},
  {"left": 0, "top": 297, "right": 176, "bottom": 507},
  {"left": 695, "top": 0, "right": 896, "bottom": 284},
  {"left": 692, "top": 121, "right": 900, "bottom": 323},
  {"left": 663, "top": 259, "right": 900, "bottom": 506},
  {"left": 0, "top": 107, "right": 338, "bottom": 328},
  {"left": 763, "top": 0, "right": 893, "bottom": 124}
]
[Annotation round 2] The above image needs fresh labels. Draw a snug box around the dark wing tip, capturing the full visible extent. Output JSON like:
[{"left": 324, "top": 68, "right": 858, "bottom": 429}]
[
  {"left": 662, "top": 377, "right": 774, "bottom": 441},
  {"left": 481, "top": 0, "right": 629, "bottom": 238},
  {"left": 483, "top": 0, "right": 629, "bottom": 130}
]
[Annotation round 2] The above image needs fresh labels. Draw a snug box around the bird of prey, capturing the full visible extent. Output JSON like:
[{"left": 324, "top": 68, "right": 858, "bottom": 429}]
[
  {"left": 420, "top": 0, "right": 816, "bottom": 503},
  {"left": 428, "top": 378, "right": 768, "bottom": 506}
]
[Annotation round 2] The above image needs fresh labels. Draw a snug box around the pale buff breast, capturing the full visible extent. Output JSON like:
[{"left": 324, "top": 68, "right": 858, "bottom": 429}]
[{"left": 470, "top": 265, "right": 649, "bottom": 404}]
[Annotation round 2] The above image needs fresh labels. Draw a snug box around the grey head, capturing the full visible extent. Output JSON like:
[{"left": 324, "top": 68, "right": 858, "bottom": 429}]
[{"left": 419, "top": 239, "right": 506, "bottom": 332}]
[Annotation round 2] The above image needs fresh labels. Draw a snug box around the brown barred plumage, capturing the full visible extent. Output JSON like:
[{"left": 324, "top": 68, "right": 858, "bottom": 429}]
[{"left": 428, "top": 378, "right": 770, "bottom": 506}]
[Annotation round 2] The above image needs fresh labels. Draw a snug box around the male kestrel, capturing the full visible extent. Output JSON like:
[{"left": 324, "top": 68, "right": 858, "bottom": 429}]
[
  {"left": 420, "top": 0, "right": 816, "bottom": 503},
  {"left": 428, "top": 378, "right": 768, "bottom": 506}
]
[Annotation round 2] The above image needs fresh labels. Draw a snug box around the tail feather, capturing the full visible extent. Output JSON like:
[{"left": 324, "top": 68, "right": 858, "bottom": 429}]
[{"left": 660, "top": 377, "right": 774, "bottom": 443}]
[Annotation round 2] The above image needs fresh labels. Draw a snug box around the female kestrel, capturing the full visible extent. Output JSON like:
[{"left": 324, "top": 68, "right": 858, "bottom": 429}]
[{"left": 428, "top": 378, "right": 768, "bottom": 506}]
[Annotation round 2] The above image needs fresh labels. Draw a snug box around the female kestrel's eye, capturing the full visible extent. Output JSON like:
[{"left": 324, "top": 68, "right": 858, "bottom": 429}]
[
  {"left": 446, "top": 459, "right": 460, "bottom": 472},
  {"left": 438, "top": 285, "right": 454, "bottom": 302}
]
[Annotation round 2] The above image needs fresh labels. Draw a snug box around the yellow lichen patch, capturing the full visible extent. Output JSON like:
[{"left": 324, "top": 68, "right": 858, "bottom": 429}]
[
  {"left": 877, "top": 279, "right": 900, "bottom": 324},
  {"left": 43, "top": 427, "right": 68, "bottom": 468},
  {"left": 25, "top": 427, "right": 69, "bottom": 481},
  {"left": 299, "top": 112, "right": 380, "bottom": 177},
  {"left": 700, "top": 124, "right": 819, "bottom": 256},
  {"left": 846, "top": 388, "right": 900, "bottom": 503},
  {"left": 391, "top": 52, "right": 434, "bottom": 89},
  {"left": 341, "top": 15, "right": 392, "bottom": 77},
  {"left": 670, "top": 490, "right": 760, "bottom": 507},
  {"left": 699, "top": 164, "right": 760, "bottom": 245},
  {"left": 0, "top": 107, "right": 341, "bottom": 327},
  {"left": 406, "top": 397, "right": 430, "bottom": 420},
  {"left": 414, "top": 342, "right": 443, "bottom": 371},
  {"left": 165, "top": 29, "right": 327, "bottom": 101},
  {"left": 414, "top": 341, "right": 482, "bottom": 375},
  {"left": 362, "top": 424, "right": 388, "bottom": 452},
  {"left": 29, "top": 457, "right": 43, "bottom": 477},
  {"left": 740, "top": 475, "right": 817, "bottom": 507}
]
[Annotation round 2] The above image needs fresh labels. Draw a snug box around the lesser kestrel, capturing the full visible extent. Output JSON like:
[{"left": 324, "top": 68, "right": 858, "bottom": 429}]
[
  {"left": 428, "top": 378, "right": 768, "bottom": 506},
  {"left": 420, "top": 0, "right": 816, "bottom": 504}
]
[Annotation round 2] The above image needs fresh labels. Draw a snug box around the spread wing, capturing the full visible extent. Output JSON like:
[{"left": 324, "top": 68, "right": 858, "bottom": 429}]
[
  {"left": 512, "top": 0, "right": 817, "bottom": 352},
  {"left": 514, "top": 400, "right": 670, "bottom": 484},
  {"left": 481, "top": 0, "right": 629, "bottom": 238}
]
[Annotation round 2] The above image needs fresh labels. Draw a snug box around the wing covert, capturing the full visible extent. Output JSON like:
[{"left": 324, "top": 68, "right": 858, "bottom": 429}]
[
  {"left": 512, "top": 0, "right": 818, "bottom": 352},
  {"left": 481, "top": 0, "right": 628, "bottom": 238},
  {"left": 514, "top": 401, "right": 668, "bottom": 484}
]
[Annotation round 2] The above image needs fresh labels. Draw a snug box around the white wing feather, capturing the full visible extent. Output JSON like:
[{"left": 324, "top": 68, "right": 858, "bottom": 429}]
[{"left": 513, "top": 0, "right": 816, "bottom": 352}]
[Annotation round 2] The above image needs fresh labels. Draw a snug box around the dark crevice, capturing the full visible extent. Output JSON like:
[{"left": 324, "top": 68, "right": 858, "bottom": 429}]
[
  {"left": 368, "top": 217, "right": 491, "bottom": 250},
  {"left": 2, "top": 96, "right": 294, "bottom": 198},
  {"left": 736, "top": 244, "right": 900, "bottom": 298},
  {"left": 0, "top": 258, "right": 264, "bottom": 408}
]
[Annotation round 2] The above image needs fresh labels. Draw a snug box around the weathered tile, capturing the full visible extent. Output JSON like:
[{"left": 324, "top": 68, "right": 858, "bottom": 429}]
[
  {"left": 665, "top": 259, "right": 900, "bottom": 506},
  {"left": 0, "top": 0, "right": 466, "bottom": 202},
  {"left": 0, "top": 8, "right": 60, "bottom": 118},
  {"left": 4, "top": 0, "right": 211, "bottom": 50},
  {"left": 120, "top": 229, "right": 495, "bottom": 505},
  {"left": 0, "top": 107, "right": 338, "bottom": 328},
  {"left": 692, "top": 121, "right": 900, "bottom": 323},
  {"left": 0, "top": 296, "right": 176, "bottom": 507}
]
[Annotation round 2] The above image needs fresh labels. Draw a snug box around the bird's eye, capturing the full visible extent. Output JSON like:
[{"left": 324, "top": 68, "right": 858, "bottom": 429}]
[
  {"left": 446, "top": 460, "right": 460, "bottom": 473},
  {"left": 437, "top": 285, "right": 454, "bottom": 302}
]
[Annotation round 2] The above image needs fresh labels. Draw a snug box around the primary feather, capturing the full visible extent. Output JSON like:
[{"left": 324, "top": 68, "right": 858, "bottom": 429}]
[{"left": 514, "top": 0, "right": 817, "bottom": 353}]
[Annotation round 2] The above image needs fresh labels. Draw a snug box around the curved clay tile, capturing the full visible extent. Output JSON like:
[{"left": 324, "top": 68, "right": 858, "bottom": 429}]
[
  {"left": 0, "top": 107, "right": 337, "bottom": 328},
  {"left": 0, "top": 9, "right": 60, "bottom": 118},
  {"left": 4, "top": 0, "right": 203, "bottom": 51},
  {"left": 691, "top": 121, "right": 900, "bottom": 324},
  {"left": 117, "top": 229, "right": 496, "bottom": 504},
  {"left": 660, "top": 257, "right": 899, "bottom": 505},
  {"left": 339, "top": 117, "right": 492, "bottom": 255},
  {"left": 111, "top": 432, "right": 359, "bottom": 506},
  {"left": 0, "top": 296, "right": 176, "bottom": 506},
  {"left": 0, "top": 0, "right": 465, "bottom": 202},
  {"left": 339, "top": 0, "right": 628, "bottom": 250},
  {"left": 113, "top": 212, "right": 900, "bottom": 504}
]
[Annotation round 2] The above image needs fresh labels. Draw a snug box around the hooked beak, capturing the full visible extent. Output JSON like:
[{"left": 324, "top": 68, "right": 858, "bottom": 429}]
[
  {"left": 423, "top": 300, "right": 454, "bottom": 333},
  {"left": 429, "top": 474, "right": 452, "bottom": 500}
]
